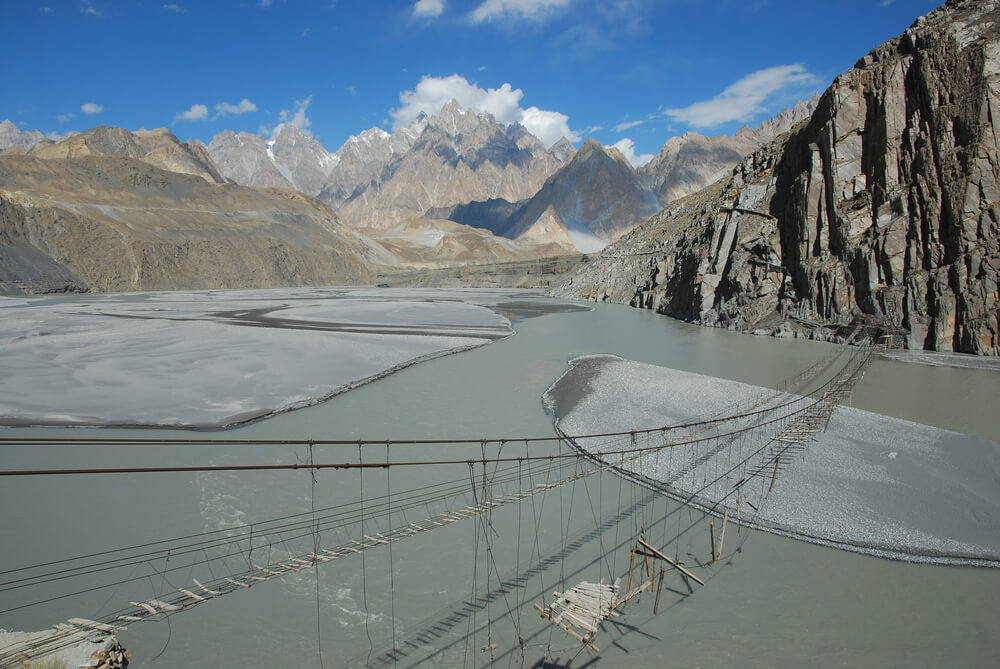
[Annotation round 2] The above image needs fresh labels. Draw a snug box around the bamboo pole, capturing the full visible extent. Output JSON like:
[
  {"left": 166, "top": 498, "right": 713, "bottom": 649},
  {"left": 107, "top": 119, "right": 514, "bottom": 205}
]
[{"left": 625, "top": 548, "right": 636, "bottom": 594}]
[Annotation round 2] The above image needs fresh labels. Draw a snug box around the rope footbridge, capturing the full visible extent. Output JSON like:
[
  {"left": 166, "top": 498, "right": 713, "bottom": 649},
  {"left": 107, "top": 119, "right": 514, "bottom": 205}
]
[{"left": 0, "top": 338, "right": 881, "bottom": 666}]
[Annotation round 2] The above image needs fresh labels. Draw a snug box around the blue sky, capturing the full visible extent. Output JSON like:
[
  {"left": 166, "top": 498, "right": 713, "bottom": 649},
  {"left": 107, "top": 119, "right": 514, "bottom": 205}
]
[{"left": 5, "top": 0, "right": 942, "bottom": 165}]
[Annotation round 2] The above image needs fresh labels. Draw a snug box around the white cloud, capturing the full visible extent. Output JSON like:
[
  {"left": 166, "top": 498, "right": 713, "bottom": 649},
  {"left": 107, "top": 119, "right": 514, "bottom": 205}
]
[
  {"left": 45, "top": 131, "right": 62, "bottom": 141},
  {"left": 519, "top": 107, "right": 576, "bottom": 148},
  {"left": 163, "top": 4, "right": 187, "bottom": 13},
  {"left": 613, "top": 119, "right": 644, "bottom": 133},
  {"left": 261, "top": 96, "right": 313, "bottom": 138},
  {"left": 391, "top": 74, "right": 578, "bottom": 148},
  {"left": 80, "top": 102, "right": 103, "bottom": 115},
  {"left": 175, "top": 104, "right": 208, "bottom": 121},
  {"left": 665, "top": 64, "right": 814, "bottom": 128},
  {"left": 56, "top": 112, "right": 76, "bottom": 123},
  {"left": 80, "top": 1, "right": 100, "bottom": 16},
  {"left": 607, "top": 138, "right": 653, "bottom": 168},
  {"left": 40, "top": 7, "right": 54, "bottom": 15},
  {"left": 346, "top": 85, "right": 357, "bottom": 96},
  {"left": 214, "top": 98, "right": 258, "bottom": 116},
  {"left": 413, "top": 0, "right": 445, "bottom": 18},
  {"left": 469, "top": 0, "right": 571, "bottom": 22}
]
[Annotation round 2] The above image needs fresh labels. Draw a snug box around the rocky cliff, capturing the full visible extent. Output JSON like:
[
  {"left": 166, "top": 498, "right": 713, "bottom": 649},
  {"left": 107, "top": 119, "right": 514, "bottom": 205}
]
[
  {"left": 638, "top": 98, "right": 818, "bottom": 205},
  {"left": 0, "top": 154, "right": 383, "bottom": 293},
  {"left": 553, "top": 0, "right": 1000, "bottom": 355}
]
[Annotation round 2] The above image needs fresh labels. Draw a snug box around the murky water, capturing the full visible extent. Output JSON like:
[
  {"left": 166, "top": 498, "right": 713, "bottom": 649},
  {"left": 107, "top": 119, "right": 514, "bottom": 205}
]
[{"left": 1, "top": 295, "right": 998, "bottom": 668}]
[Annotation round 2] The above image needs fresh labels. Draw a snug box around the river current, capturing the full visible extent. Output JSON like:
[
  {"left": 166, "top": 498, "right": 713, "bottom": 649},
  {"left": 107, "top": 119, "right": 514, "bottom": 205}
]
[{"left": 1, "top": 290, "right": 997, "bottom": 668}]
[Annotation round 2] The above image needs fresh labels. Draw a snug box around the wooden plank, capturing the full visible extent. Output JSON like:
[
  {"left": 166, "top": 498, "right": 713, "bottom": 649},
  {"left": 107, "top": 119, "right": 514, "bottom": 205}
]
[
  {"left": 129, "top": 601, "right": 157, "bottom": 615},
  {"left": 533, "top": 604, "right": 600, "bottom": 653},
  {"left": 637, "top": 538, "right": 705, "bottom": 586},
  {"left": 179, "top": 588, "right": 207, "bottom": 602},
  {"left": 67, "top": 618, "right": 124, "bottom": 634},
  {"left": 149, "top": 599, "right": 181, "bottom": 612},
  {"left": 194, "top": 578, "right": 222, "bottom": 595}
]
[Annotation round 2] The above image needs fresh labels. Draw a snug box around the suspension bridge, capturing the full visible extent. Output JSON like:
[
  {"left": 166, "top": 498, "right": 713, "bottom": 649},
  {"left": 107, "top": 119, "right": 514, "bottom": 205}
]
[{"left": 0, "top": 336, "right": 883, "bottom": 667}]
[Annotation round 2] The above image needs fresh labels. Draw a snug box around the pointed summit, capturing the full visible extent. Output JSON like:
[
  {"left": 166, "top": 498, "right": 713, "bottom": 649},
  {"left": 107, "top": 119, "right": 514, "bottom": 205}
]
[{"left": 506, "top": 137, "right": 660, "bottom": 251}]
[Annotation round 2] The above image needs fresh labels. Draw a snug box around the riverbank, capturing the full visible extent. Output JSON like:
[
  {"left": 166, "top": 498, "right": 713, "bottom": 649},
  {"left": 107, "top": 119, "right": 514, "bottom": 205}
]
[{"left": 545, "top": 354, "right": 1000, "bottom": 566}]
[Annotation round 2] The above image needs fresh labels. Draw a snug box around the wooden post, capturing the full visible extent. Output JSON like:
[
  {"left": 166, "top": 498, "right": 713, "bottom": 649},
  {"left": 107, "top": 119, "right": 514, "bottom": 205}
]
[
  {"left": 625, "top": 548, "right": 636, "bottom": 594},
  {"left": 637, "top": 538, "right": 705, "bottom": 586},
  {"left": 653, "top": 566, "right": 665, "bottom": 615},
  {"left": 709, "top": 521, "right": 717, "bottom": 564},
  {"left": 717, "top": 510, "right": 728, "bottom": 559},
  {"left": 769, "top": 456, "right": 781, "bottom": 493}
]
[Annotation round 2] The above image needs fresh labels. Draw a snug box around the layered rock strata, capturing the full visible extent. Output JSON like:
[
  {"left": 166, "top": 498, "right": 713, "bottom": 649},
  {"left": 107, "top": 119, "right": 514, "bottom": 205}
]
[
  {"left": 0, "top": 154, "right": 381, "bottom": 293},
  {"left": 553, "top": 0, "right": 1000, "bottom": 355}
]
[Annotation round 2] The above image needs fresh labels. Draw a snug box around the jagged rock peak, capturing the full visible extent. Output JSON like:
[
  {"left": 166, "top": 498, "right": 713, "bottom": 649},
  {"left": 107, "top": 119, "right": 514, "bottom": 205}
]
[
  {"left": 554, "top": 0, "right": 1000, "bottom": 356},
  {"left": 0, "top": 120, "right": 45, "bottom": 152},
  {"left": 640, "top": 96, "right": 819, "bottom": 206},
  {"left": 549, "top": 137, "right": 576, "bottom": 163},
  {"left": 505, "top": 135, "right": 660, "bottom": 251}
]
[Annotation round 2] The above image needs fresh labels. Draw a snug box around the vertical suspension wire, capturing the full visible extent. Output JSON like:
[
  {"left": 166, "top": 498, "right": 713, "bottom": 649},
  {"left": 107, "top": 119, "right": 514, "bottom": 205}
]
[
  {"left": 464, "top": 461, "right": 479, "bottom": 669},
  {"left": 480, "top": 440, "right": 493, "bottom": 662},
  {"left": 514, "top": 450, "right": 525, "bottom": 659},
  {"left": 386, "top": 442, "right": 397, "bottom": 665},
  {"left": 358, "top": 443, "right": 375, "bottom": 665},
  {"left": 309, "top": 442, "right": 325, "bottom": 669}
]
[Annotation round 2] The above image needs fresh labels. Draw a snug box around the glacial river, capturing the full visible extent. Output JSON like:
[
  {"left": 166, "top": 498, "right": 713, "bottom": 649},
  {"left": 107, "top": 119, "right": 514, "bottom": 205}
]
[{"left": 1, "top": 290, "right": 998, "bottom": 668}]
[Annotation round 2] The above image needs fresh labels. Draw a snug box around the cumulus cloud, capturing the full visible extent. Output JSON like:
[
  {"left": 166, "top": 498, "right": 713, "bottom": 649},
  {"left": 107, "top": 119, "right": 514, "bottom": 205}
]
[
  {"left": 56, "top": 112, "right": 76, "bottom": 123},
  {"left": 391, "top": 74, "right": 577, "bottom": 148},
  {"left": 175, "top": 104, "right": 208, "bottom": 121},
  {"left": 607, "top": 138, "right": 653, "bottom": 168},
  {"left": 665, "top": 64, "right": 814, "bottom": 128},
  {"left": 45, "top": 131, "right": 63, "bottom": 141},
  {"left": 214, "top": 98, "right": 258, "bottom": 116},
  {"left": 613, "top": 119, "right": 644, "bottom": 133},
  {"left": 163, "top": 4, "right": 187, "bottom": 13},
  {"left": 413, "top": 0, "right": 445, "bottom": 18},
  {"left": 469, "top": 0, "right": 572, "bottom": 22},
  {"left": 80, "top": 102, "right": 103, "bottom": 115},
  {"left": 260, "top": 96, "right": 313, "bottom": 138},
  {"left": 79, "top": 1, "right": 100, "bottom": 16}
]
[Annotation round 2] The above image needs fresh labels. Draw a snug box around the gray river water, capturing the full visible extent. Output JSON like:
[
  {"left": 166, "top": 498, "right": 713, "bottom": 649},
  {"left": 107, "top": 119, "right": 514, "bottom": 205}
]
[{"left": 1, "top": 293, "right": 998, "bottom": 668}]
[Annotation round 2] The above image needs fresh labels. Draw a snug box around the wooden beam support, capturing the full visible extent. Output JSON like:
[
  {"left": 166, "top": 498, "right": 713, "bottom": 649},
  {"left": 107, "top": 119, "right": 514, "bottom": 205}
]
[{"left": 637, "top": 538, "right": 705, "bottom": 586}]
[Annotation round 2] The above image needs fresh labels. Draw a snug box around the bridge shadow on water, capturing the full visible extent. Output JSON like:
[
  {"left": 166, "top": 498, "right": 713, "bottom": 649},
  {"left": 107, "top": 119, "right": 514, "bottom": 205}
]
[{"left": 345, "top": 481, "right": 736, "bottom": 668}]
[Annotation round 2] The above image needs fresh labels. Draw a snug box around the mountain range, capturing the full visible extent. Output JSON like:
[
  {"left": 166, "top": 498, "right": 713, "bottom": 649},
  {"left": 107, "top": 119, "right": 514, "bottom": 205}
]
[
  {"left": 4, "top": 0, "right": 993, "bottom": 353},
  {"left": 1, "top": 95, "right": 815, "bottom": 257}
]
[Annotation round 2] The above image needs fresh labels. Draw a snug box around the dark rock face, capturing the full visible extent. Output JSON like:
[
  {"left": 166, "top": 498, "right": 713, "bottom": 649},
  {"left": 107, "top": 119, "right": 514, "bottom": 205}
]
[
  {"left": 505, "top": 139, "right": 662, "bottom": 251},
  {"left": 425, "top": 198, "right": 529, "bottom": 236},
  {"left": 554, "top": 0, "right": 1000, "bottom": 355}
]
